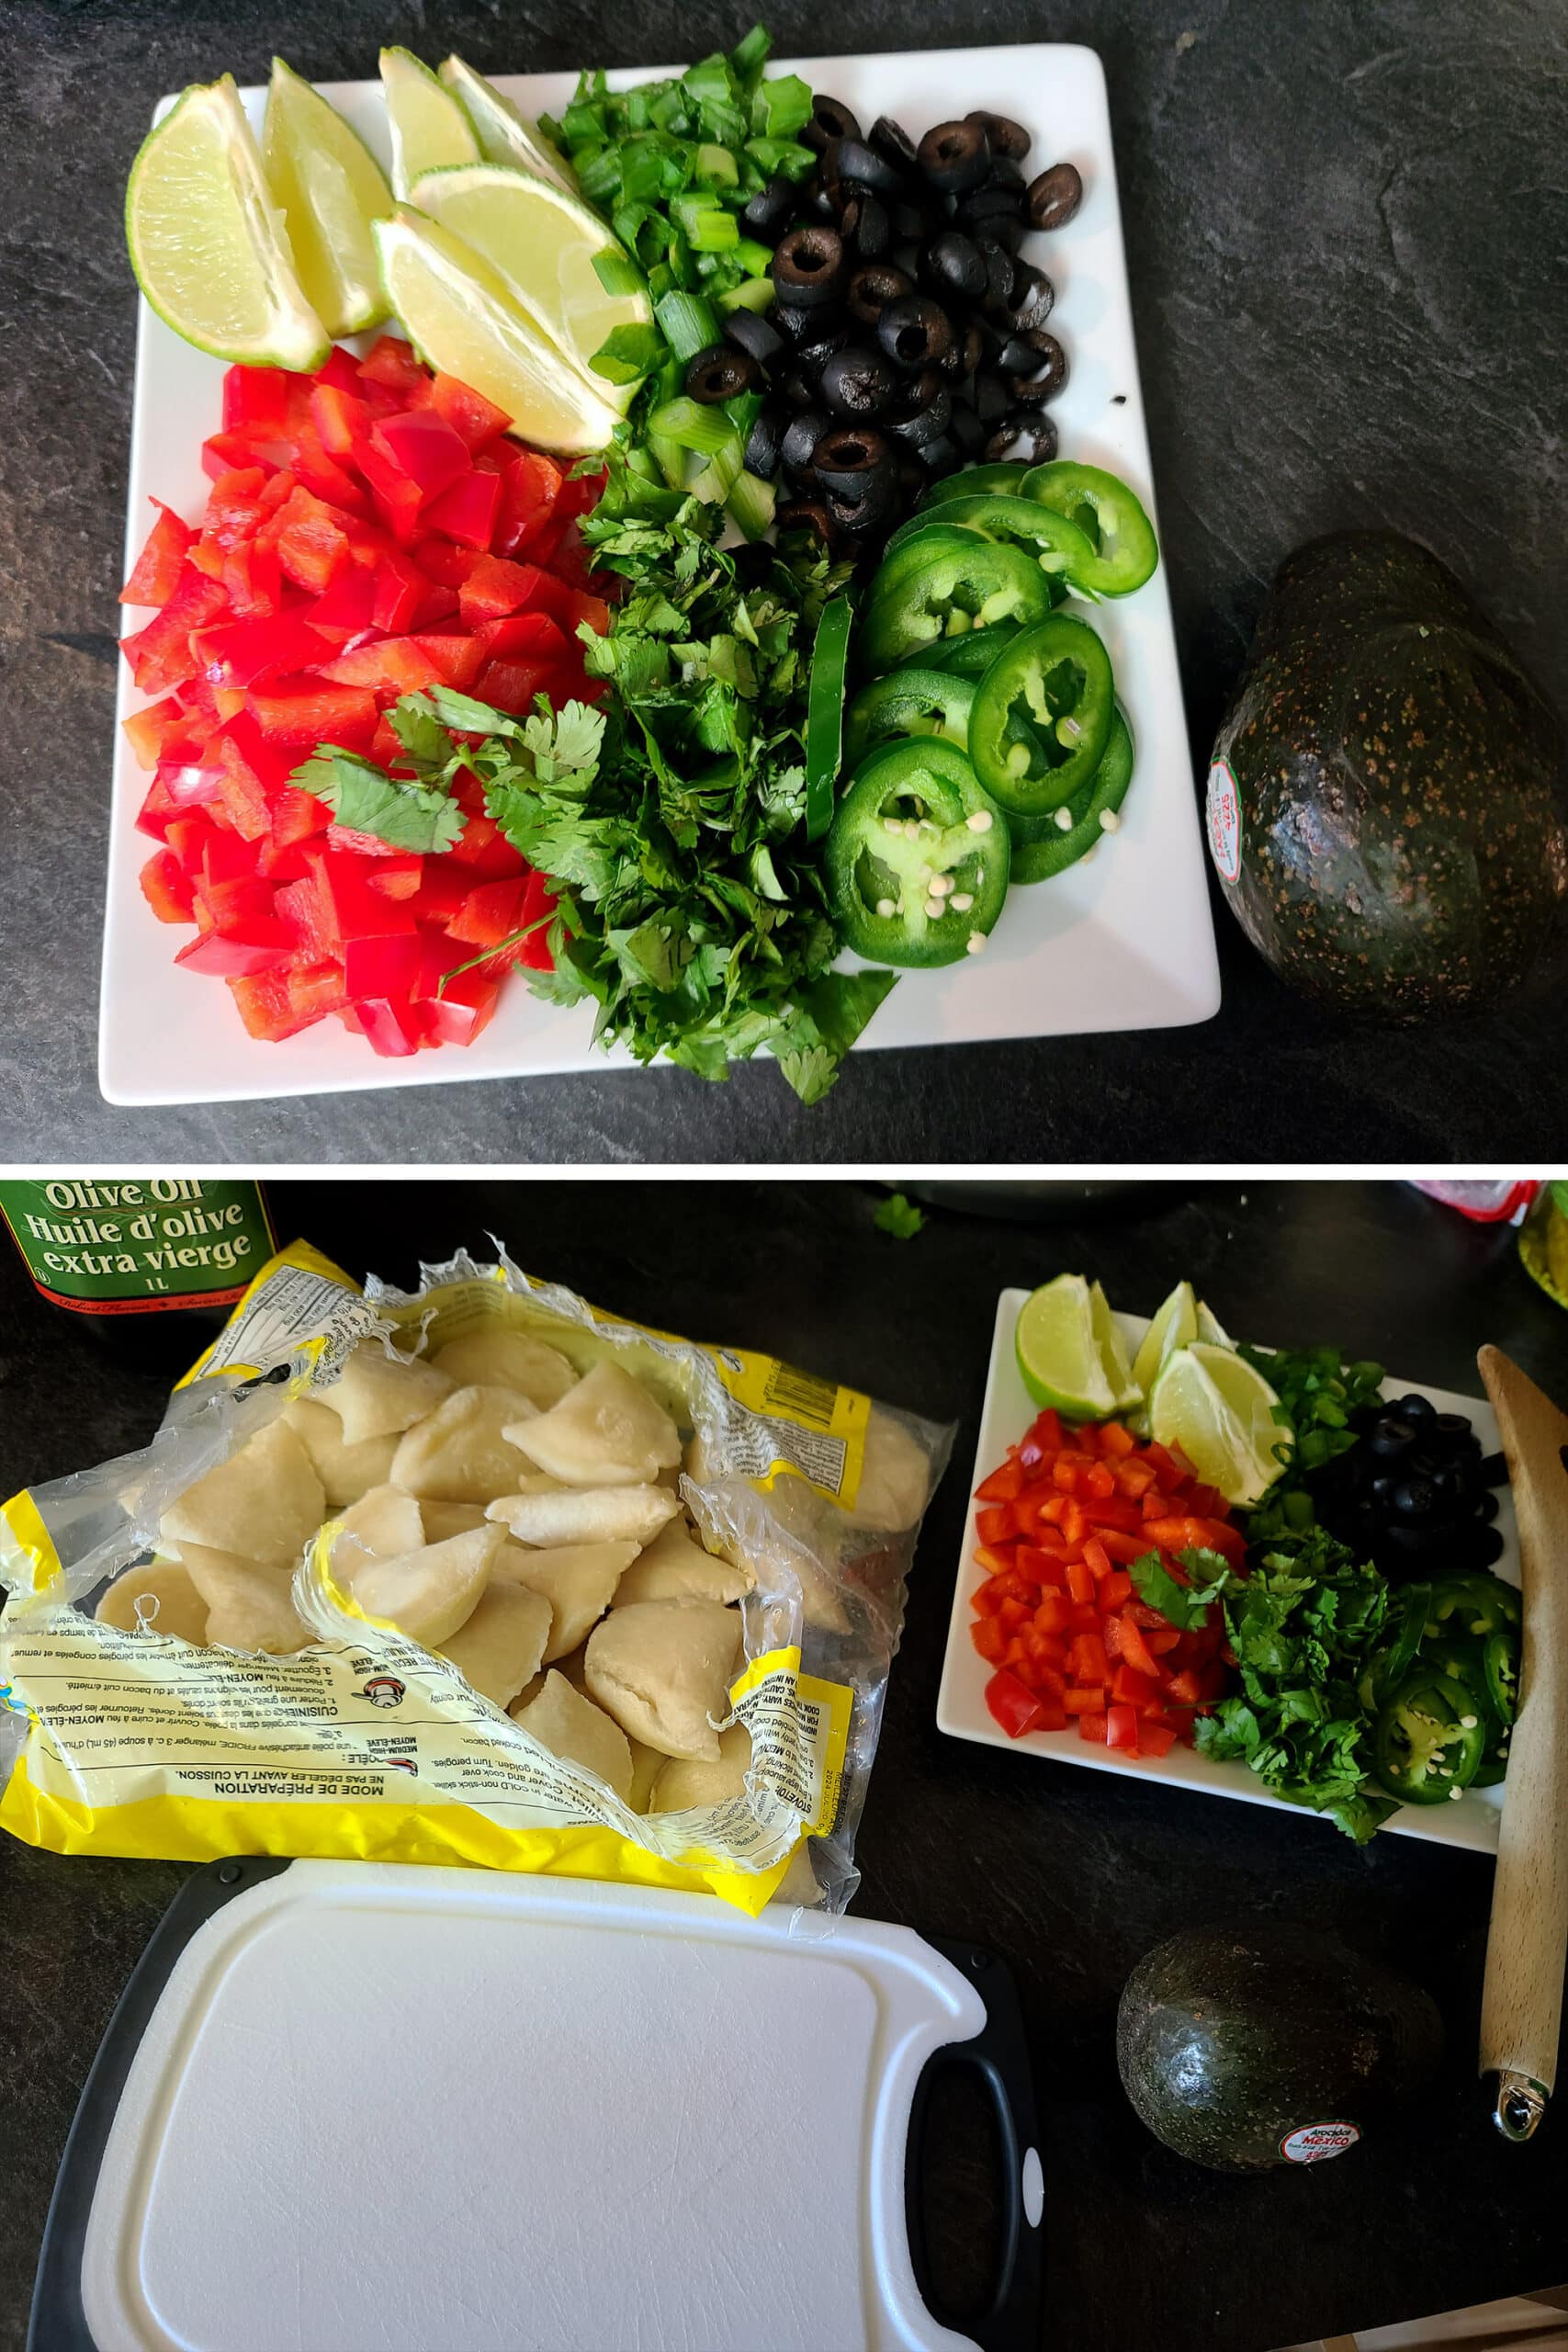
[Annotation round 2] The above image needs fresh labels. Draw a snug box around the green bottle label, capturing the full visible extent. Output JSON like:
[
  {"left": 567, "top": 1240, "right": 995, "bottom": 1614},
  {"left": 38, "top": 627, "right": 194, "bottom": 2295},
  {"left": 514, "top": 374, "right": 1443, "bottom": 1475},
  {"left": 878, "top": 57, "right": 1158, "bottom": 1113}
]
[{"left": 0, "top": 1180, "right": 274, "bottom": 1315}]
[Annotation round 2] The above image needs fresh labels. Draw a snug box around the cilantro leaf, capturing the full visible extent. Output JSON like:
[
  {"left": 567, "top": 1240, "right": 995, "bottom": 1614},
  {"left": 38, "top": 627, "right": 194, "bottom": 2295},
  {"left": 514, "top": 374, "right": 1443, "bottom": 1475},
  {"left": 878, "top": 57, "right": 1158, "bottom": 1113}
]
[
  {"left": 292, "top": 748, "right": 466, "bottom": 854},
  {"left": 1128, "top": 1547, "right": 1234, "bottom": 1628},
  {"left": 874, "top": 1193, "right": 927, "bottom": 1240}
]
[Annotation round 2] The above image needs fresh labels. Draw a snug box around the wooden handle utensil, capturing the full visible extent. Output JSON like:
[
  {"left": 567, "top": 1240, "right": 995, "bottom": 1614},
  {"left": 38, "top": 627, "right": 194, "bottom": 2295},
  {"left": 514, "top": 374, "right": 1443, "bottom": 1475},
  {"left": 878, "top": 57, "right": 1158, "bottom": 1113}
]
[{"left": 1476, "top": 1345, "right": 1568, "bottom": 2142}]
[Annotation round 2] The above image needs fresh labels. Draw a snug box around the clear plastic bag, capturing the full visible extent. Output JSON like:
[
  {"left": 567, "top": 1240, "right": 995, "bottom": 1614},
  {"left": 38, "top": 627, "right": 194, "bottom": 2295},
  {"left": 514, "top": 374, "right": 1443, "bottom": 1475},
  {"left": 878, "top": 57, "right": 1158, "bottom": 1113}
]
[{"left": 1, "top": 1240, "right": 953, "bottom": 1916}]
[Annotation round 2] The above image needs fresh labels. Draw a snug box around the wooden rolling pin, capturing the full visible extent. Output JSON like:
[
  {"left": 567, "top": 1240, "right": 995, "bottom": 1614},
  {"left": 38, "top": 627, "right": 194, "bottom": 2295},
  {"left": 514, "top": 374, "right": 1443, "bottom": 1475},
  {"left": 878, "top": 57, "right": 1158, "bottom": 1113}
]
[{"left": 1476, "top": 1346, "right": 1568, "bottom": 2141}]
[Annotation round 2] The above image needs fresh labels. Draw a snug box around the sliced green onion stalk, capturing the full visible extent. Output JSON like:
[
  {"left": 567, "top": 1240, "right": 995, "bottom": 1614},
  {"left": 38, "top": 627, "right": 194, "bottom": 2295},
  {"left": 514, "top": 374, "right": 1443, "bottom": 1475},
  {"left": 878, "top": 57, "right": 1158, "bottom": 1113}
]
[
  {"left": 727, "top": 468, "right": 776, "bottom": 542},
  {"left": 690, "top": 439, "right": 745, "bottom": 506},
  {"left": 653, "top": 288, "right": 720, "bottom": 361},
  {"left": 733, "top": 236, "right": 775, "bottom": 277},
  {"left": 647, "top": 396, "right": 738, "bottom": 456},
  {"left": 592, "top": 246, "right": 648, "bottom": 299},
  {"left": 718, "top": 277, "right": 774, "bottom": 315},
  {"left": 694, "top": 141, "right": 739, "bottom": 186}
]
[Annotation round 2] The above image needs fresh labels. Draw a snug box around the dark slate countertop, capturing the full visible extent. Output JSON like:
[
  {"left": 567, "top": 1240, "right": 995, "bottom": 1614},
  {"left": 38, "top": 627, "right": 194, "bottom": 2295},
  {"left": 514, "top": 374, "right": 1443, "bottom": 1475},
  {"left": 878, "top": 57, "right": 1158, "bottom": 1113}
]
[
  {"left": 4, "top": 3, "right": 1567, "bottom": 1160},
  {"left": 4, "top": 1177, "right": 1568, "bottom": 2349}
]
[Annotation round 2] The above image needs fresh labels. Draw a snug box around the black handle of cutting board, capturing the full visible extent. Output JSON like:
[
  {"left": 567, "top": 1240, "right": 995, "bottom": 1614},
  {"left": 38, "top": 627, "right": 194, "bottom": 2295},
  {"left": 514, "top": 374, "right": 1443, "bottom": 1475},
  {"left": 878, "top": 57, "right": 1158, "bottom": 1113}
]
[
  {"left": 903, "top": 1932, "right": 1043, "bottom": 2352},
  {"left": 28, "top": 1855, "right": 293, "bottom": 2352}
]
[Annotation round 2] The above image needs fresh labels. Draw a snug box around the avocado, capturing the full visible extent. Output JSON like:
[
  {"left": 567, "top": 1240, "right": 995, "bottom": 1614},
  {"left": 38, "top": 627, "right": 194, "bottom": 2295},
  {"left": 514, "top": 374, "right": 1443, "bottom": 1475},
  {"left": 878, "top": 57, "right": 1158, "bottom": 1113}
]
[
  {"left": 1210, "top": 530, "right": 1567, "bottom": 1018},
  {"left": 1116, "top": 1926, "right": 1443, "bottom": 2172}
]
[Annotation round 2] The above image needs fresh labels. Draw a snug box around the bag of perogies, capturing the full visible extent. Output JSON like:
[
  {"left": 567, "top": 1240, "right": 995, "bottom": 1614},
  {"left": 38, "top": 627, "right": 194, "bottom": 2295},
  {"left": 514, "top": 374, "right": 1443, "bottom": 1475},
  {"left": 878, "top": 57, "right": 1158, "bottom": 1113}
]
[{"left": 0, "top": 1243, "right": 953, "bottom": 1915}]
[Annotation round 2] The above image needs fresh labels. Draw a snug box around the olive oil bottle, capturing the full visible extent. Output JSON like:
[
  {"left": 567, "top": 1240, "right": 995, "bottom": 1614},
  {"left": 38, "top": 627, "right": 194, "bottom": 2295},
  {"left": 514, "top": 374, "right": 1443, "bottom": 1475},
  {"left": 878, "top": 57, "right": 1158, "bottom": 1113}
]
[{"left": 0, "top": 1178, "right": 273, "bottom": 1369}]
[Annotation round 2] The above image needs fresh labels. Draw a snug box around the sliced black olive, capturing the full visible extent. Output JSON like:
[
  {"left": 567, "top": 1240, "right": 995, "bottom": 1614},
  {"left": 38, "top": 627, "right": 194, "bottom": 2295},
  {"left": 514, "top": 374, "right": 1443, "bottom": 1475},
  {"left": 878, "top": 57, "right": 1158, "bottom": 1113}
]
[
  {"left": 897, "top": 454, "right": 927, "bottom": 499},
  {"left": 780, "top": 368, "right": 818, "bottom": 408},
  {"left": 1005, "top": 328, "right": 1068, "bottom": 403},
  {"left": 976, "top": 239, "right": 1018, "bottom": 313},
  {"left": 1027, "top": 161, "right": 1084, "bottom": 231},
  {"left": 914, "top": 432, "right": 961, "bottom": 477},
  {"left": 684, "top": 344, "right": 758, "bottom": 403},
  {"left": 827, "top": 477, "right": 896, "bottom": 533},
  {"left": 795, "top": 328, "right": 853, "bottom": 380},
  {"left": 775, "top": 496, "right": 840, "bottom": 547},
  {"left": 891, "top": 238, "right": 923, "bottom": 279},
  {"left": 773, "top": 225, "right": 849, "bottom": 311},
  {"left": 958, "top": 182, "right": 1026, "bottom": 228},
  {"left": 917, "top": 119, "right": 990, "bottom": 196},
  {"left": 770, "top": 300, "right": 826, "bottom": 346},
  {"left": 971, "top": 368, "right": 1011, "bottom": 424},
  {"left": 885, "top": 368, "right": 952, "bottom": 447},
  {"left": 819, "top": 344, "right": 895, "bottom": 418},
  {"left": 976, "top": 212, "right": 1026, "bottom": 254},
  {"left": 892, "top": 198, "right": 934, "bottom": 243},
  {"left": 811, "top": 423, "right": 894, "bottom": 499},
  {"left": 846, "top": 262, "right": 912, "bottom": 327},
  {"left": 938, "top": 321, "right": 984, "bottom": 382},
  {"left": 740, "top": 175, "right": 797, "bottom": 246},
  {"left": 965, "top": 108, "right": 1032, "bottom": 164},
  {"left": 985, "top": 408, "right": 1058, "bottom": 464},
  {"left": 804, "top": 175, "right": 841, "bottom": 224},
  {"left": 922, "top": 231, "right": 986, "bottom": 303},
  {"left": 840, "top": 192, "right": 890, "bottom": 260},
  {"left": 804, "top": 95, "right": 862, "bottom": 153},
  {"left": 875, "top": 295, "right": 953, "bottom": 372},
  {"left": 948, "top": 402, "right": 987, "bottom": 455},
  {"left": 999, "top": 262, "right": 1055, "bottom": 333},
  {"left": 987, "top": 154, "right": 1027, "bottom": 193},
  {"left": 781, "top": 408, "right": 831, "bottom": 481},
  {"left": 744, "top": 402, "right": 785, "bottom": 480},
  {"left": 835, "top": 137, "right": 904, "bottom": 194},
  {"left": 869, "top": 116, "right": 919, "bottom": 173},
  {"left": 723, "top": 308, "right": 786, "bottom": 372}
]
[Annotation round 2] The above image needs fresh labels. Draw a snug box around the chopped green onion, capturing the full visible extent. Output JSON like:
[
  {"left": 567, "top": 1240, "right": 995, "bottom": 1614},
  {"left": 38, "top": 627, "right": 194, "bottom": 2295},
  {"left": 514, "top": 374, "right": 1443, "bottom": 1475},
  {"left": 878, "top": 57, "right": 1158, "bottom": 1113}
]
[
  {"left": 690, "top": 431, "right": 745, "bottom": 505},
  {"left": 686, "top": 209, "right": 739, "bottom": 254},
  {"left": 647, "top": 397, "right": 738, "bottom": 456},
  {"left": 733, "top": 236, "right": 775, "bottom": 278},
  {"left": 653, "top": 288, "right": 720, "bottom": 360},
  {"left": 727, "top": 468, "right": 776, "bottom": 542},
  {"left": 592, "top": 247, "right": 648, "bottom": 300},
  {"left": 694, "top": 141, "right": 739, "bottom": 187},
  {"left": 745, "top": 135, "right": 816, "bottom": 179},
  {"left": 590, "top": 321, "right": 665, "bottom": 385},
  {"left": 750, "top": 72, "right": 812, "bottom": 141},
  {"left": 730, "top": 22, "right": 773, "bottom": 85},
  {"left": 561, "top": 100, "right": 607, "bottom": 145},
  {"left": 717, "top": 277, "right": 774, "bottom": 314}
]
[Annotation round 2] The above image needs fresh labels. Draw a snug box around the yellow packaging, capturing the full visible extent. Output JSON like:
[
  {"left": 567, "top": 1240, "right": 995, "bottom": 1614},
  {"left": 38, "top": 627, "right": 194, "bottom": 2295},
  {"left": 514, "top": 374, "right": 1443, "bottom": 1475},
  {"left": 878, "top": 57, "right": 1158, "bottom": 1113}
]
[{"left": 1, "top": 1242, "right": 949, "bottom": 1916}]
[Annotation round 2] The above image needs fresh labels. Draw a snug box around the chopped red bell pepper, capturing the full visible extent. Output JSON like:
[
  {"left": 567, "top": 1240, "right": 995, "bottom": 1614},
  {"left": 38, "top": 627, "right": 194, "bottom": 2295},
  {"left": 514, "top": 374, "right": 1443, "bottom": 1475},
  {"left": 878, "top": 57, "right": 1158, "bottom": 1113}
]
[
  {"left": 429, "top": 371, "right": 512, "bottom": 451},
  {"left": 120, "top": 500, "right": 195, "bottom": 605},
  {"left": 423, "top": 466, "right": 502, "bottom": 549}
]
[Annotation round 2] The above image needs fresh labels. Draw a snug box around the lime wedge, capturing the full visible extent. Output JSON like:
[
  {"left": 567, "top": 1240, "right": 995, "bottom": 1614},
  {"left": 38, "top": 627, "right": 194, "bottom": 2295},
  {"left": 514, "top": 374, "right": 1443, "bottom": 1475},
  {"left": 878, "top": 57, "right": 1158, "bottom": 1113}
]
[
  {"left": 1148, "top": 1342, "right": 1289, "bottom": 1507},
  {"left": 1194, "top": 1299, "right": 1234, "bottom": 1348},
  {"left": 263, "top": 59, "right": 391, "bottom": 337},
  {"left": 1015, "top": 1273, "right": 1138, "bottom": 1420},
  {"left": 125, "top": 76, "right": 329, "bottom": 368},
  {"left": 1089, "top": 1281, "right": 1143, "bottom": 1413},
  {"left": 439, "top": 55, "right": 576, "bottom": 194},
  {"left": 408, "top": 164, "right": 650, "bottom": 408},
  {"left": 380, "top": 47, "right": 480, "bottom": 198},
  {"left": 1131, "top": 1280, "right": 1198, "bottom": 1405},
  {"left": 373, "top": 208, "right": 621, "bottom": 453}
]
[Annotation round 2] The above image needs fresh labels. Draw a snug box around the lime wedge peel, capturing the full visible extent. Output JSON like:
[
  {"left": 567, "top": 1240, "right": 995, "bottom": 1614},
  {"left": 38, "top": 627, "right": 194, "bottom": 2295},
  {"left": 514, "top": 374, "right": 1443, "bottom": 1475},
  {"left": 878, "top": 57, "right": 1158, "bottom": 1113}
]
[
  {"left": 126, "top": 76, "right": 329, "bottom": 369},
  {"left": 373, "top": 207, "right": 621, "bottom": 454},
  {"left": 439, "top": 54, "right": 577, "bottom": 194},
  {"left": 264, "top": 59, "right": 391, "bottom": 338},
  {"left": 381, "top": 47, "right": 480, "bottom": 198},
  {"left": 1015, "top": 1274, "right": 1145, "bottom": 1422},
  {"left": 407, "top": 163, "right": 649, "bottom": 410}
]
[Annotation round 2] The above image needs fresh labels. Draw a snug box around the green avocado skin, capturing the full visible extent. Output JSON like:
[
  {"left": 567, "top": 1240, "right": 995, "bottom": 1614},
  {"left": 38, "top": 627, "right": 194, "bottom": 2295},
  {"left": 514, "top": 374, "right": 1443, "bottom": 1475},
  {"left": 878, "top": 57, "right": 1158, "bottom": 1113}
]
[
  {"left": 1115, "top": 1927, "right": 1444, "bottom": 2173},
  {"left": 1213, "top": 531, "right": 1568, "bottom": 1019}
]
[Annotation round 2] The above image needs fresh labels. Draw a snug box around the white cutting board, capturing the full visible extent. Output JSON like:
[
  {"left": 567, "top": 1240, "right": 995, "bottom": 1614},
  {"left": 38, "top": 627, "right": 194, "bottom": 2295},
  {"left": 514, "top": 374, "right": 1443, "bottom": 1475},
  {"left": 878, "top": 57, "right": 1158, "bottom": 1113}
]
[{"left": 74, "top": 1863, "right": 1001, "bottom": 2352}]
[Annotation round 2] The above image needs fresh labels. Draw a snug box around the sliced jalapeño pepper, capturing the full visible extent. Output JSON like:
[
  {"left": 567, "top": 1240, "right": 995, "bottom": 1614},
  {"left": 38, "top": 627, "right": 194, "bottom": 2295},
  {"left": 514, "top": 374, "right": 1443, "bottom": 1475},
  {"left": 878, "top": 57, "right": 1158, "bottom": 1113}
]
[
  {"left": 1021, "top": 460, "right": 1159, "bottom": 596},
  {"left": 918, "top": 459, "right": 1032, "bottom": 508},
  {"left": 842, "top": 668, "right": 976, "bottom": 767},
  {"left": 899, "top": 619, "right": 1023, "bottom": 680},
  {"left": 967, "top": 611, "right": 1114, "bottom": 816},
  {"left": 885, "top": 494, "right": 1100, "bottom": 595},
  {"left": 859, "top": 537, "right": 1055, "bottom": 675},
  {"left": 805, "top": 594, "right": 853, "bottom": 842},
  {"left": 1426, "top": 1569, "right": 1520, "bottom": 1642},
  {"left": 1009, "top": 709, "right": 1134, "bottom": 882},
  {"left": 1372, "top": 1672, "right": 1487, "bottom": 1804},
  {"left": 1483, "top": 1627, "right": 1518, "bottom": 1724},
  {"left": 826, "top": 737, "right": 1010, "bottom": 968}
]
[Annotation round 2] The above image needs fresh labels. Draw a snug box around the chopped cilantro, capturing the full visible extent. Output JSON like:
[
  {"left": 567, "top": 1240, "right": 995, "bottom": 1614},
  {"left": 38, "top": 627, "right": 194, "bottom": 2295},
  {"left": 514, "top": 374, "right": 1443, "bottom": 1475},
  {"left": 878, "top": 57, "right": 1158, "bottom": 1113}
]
[
  {"left": 873, "top": 1193, "right": 927, "bottom": 1240},
  {"left": 292, "top": 746, "right": 466, "bottom": 855}
]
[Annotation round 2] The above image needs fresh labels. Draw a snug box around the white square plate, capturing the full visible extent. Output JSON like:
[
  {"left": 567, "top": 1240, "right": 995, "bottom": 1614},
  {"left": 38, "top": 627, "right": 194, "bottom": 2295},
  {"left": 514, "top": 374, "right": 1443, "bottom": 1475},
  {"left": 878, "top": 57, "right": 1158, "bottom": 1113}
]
[
  {"left": 935, "top": 1290, "right": 1517, "bottom": 1851},
  {"left": 103, "top": 43, "right": 1220, "bottom": 1105}
]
